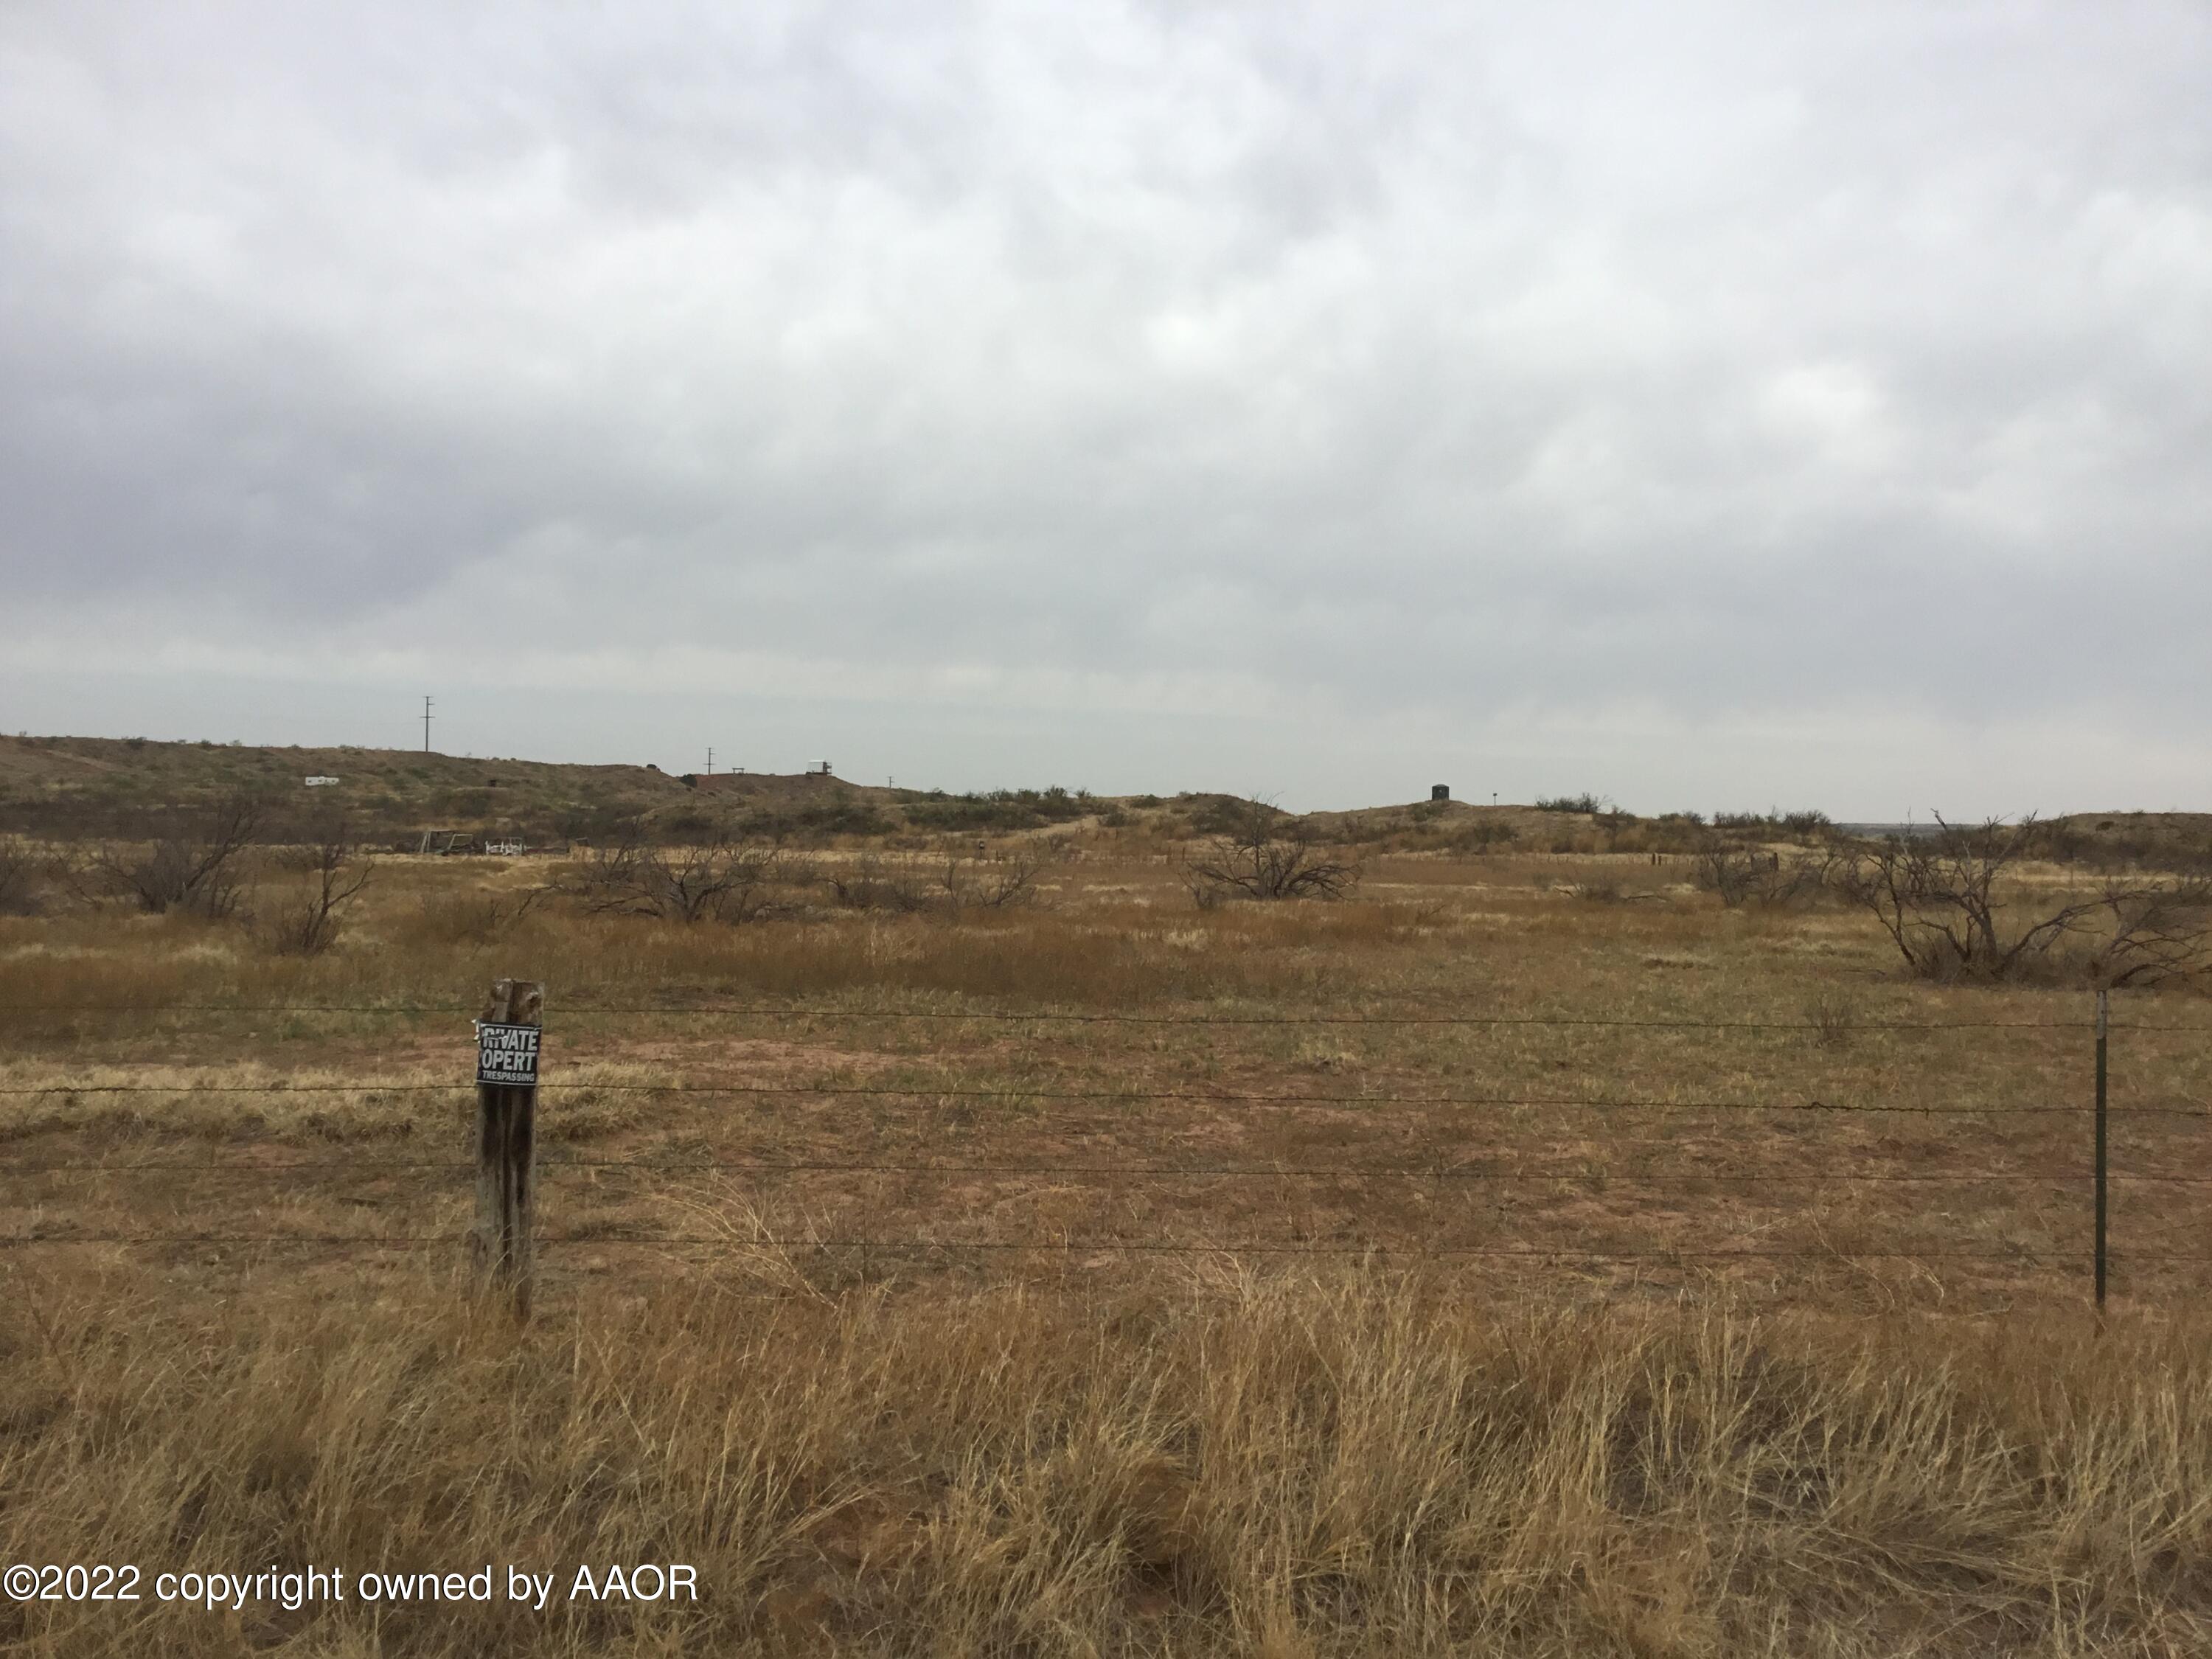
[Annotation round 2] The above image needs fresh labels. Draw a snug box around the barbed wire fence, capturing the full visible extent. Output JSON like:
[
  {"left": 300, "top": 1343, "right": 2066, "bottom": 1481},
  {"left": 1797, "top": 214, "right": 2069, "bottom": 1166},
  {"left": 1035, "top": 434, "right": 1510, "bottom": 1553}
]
[{"left": 4, "top": 992, "right": 2208, "bottom": 1304}]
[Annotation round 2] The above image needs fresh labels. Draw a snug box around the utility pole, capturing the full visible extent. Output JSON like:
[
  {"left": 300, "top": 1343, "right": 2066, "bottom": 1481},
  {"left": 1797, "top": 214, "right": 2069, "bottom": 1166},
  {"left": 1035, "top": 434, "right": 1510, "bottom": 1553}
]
[
  {"left": 706, "top": 745, "right": 714, "bottom": 777},
  {"left": 423, "top": 695, "right": 434, "bottom": 754}
]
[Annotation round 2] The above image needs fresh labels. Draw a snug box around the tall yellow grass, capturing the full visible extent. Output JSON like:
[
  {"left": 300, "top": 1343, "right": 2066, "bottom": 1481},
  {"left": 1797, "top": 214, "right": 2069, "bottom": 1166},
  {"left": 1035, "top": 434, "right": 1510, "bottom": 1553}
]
[{"left": 3, "top": 1265, "right": 2207, "bottom": 1655}]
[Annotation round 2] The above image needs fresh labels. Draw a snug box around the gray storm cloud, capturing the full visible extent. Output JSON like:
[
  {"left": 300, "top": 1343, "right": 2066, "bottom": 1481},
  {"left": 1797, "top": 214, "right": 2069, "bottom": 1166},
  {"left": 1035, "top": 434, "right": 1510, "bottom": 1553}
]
[{"left": 1, "top": 1, "right": 2207, "bottom": 810}]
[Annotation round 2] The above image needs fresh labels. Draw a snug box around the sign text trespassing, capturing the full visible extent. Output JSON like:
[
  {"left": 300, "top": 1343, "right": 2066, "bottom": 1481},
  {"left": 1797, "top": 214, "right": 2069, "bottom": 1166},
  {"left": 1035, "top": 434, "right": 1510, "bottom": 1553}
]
[{"left": 476, "top": 1020, "right": 540, "bottom": 1086}]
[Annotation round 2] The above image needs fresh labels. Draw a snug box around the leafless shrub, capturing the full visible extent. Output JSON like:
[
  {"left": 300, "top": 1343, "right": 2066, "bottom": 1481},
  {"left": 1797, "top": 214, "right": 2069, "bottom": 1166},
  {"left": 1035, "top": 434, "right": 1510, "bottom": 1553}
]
[
  {"left": 1694, "top": 843, "right": 1765, "bottom": 907},
  {"left": 1694, "top": 841, "right": 1840, "bottom": 909},
  {"left": 1568, "top": 877, "right": 1625, "bottom": 903},
  {"left": 1837, "top": 814, "right": 2212, "bottom": 985},
  {"left": 2091, "top": 878, "right": 2212, "bottom": 988},
  {"left": 94, "top": 793, "right": 262, "bottom": 917},
  {"left": 943, "top": 849, "right": 1056, "bottom": 911},
  {"left": 827, "top": 855, "right": 939, "bottom": 914},
  {"left": 1180, "top": 803, "right": 1358, "bottom": 905},
  {"left": 827, "top": 849, "right": 1059, "bottom": 914},
  {"left": 445, "top": 888, "right": 549, "bottom": 945},
  {"left": 0, "top": 836, "right": 47, "bottom": 916},
  {"left": 262, "top": 821, "right": 375, "bottom": 956},
  {"left": 566, "top": 826, "right": 779, "bottom": 923}
]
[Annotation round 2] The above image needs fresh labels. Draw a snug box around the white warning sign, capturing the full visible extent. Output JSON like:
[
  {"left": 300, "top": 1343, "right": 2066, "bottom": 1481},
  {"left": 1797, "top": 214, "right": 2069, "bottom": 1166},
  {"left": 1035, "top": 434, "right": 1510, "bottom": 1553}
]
[{"left": 476, "top": 1020, "right": 541, "bottom": 1086}]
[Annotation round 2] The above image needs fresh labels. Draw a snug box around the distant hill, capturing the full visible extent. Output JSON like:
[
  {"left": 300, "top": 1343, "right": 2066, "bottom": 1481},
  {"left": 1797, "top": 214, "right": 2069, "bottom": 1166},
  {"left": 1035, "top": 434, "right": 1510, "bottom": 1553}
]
[
  {"left": 0, "top": 735, "right": 1557, "bottom": 849},
  {"left": 0, "top": 734, "right": 905, "bottom": 844},
  {"left": 1835, "top": 813, "right": 2212, "bottom": 863},
  {"left": 2045, "top": 811, "right": 2212, "bottom": 867},
  {"left": 2050, "top": 810, "right": 2212, "bottom": 841},
  {"left": 10, "top": 734, "right": 2202, "bottom": 858},
  {"left": 0, "top": 735, "right": 1186, "bottom": 846}
]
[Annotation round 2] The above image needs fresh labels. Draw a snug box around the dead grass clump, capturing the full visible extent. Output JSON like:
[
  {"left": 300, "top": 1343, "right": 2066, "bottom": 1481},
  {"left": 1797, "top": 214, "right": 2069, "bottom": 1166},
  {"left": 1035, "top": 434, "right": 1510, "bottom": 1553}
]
[
  {"left": 387, "top": 888, "right": 549, "bottom": 950},
  {"left": 1805, "top": 993, "right": 1860, "bottom": 1048},
  {"left": 535, "top": 907, "right": 1302, "bottom": 1007},
  {"left": 0, "top": 923, "right": 236, "bottom": 1040}
]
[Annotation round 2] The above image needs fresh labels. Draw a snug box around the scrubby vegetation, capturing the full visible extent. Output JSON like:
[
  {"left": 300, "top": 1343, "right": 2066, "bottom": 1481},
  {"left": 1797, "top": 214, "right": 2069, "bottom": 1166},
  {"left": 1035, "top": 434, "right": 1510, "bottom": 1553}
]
[
  {"left": 905, "top": 785, "right": 1093, "bottom": 832},
  {"left": 1837, "top": 815, "right": 2212, "bottom": 984},
  {"left": 7, "top": 744, "right": 2212, "bottom": 1654}
]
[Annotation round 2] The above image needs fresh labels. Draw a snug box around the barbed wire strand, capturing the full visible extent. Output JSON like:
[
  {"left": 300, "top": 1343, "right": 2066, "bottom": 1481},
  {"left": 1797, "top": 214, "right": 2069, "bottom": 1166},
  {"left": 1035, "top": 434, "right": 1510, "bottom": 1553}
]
[
  {"left": 6, "top": 1157, "right": 2211, "bottom": 1184},
  {"left": 2, "top": 1079, "right": 2203, "bottom": 1116},
  {"left": 8, "top": 1234, "right": 2210, "bottom": 1264},
  {"left": 15, "top": 1001, "right": 2206, "bottom": 1032}
]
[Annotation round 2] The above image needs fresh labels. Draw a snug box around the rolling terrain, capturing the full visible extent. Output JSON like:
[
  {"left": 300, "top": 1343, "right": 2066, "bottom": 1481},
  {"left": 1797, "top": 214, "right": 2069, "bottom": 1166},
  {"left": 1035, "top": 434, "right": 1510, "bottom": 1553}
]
[{"left": 6, "top": 735, "right": 2212, "bottom": 1652}]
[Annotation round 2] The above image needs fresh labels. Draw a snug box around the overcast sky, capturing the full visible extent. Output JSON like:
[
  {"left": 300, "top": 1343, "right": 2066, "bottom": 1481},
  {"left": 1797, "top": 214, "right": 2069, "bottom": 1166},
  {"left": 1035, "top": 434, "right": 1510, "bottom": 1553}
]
[{"left": 2, "top": 2, "right": 2206, "bottom": 815}]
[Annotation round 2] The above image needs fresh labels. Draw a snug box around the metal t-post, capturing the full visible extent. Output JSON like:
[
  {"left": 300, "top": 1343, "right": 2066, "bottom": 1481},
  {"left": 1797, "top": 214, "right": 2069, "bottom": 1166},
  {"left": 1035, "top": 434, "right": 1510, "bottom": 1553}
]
[{"left": 2095, "top": 988, "right": 2109, "bottom": 1314}]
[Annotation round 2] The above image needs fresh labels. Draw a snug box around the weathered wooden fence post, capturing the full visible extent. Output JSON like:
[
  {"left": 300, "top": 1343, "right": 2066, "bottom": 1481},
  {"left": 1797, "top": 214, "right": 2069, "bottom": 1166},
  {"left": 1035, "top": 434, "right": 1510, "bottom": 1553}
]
[{"left": 473, "top": 978, "right": 543, "bottom": 1316}]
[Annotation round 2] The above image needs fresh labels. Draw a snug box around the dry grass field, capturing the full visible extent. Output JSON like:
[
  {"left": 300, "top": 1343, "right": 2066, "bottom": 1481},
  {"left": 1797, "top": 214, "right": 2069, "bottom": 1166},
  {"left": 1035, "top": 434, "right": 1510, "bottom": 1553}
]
[{"left": 5, "top": 821, "right": 2212, "bottom": 1655}]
